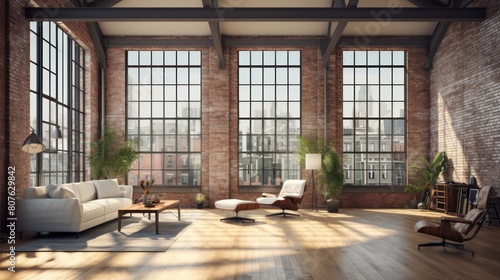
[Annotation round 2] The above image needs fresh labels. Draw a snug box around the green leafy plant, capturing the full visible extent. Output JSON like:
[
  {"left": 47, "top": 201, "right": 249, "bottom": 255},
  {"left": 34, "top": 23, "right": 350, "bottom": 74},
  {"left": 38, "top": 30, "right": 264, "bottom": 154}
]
[
  {"left": 297, "top": 136, "right": 344, "bottom": 200},
  {"left": 410, "top": 151, "right": 446, "bottom": 189},
  {"left": 404, "top": 183, "right": 424, "bottom": 200},
  {"left": 89, "top": 127, "right": 139, "bottom": 180}
]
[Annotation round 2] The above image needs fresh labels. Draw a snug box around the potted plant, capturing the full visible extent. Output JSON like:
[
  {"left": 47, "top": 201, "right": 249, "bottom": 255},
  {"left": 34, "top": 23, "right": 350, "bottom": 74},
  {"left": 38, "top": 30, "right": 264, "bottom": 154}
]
[
  {"left": 195, "top": 193, "right": 206, "bottom": 209},
  {"left": 410, "top": 151, "right": 446, "bottom": 208},
  {"left": 89, "top": 127, "right": 139, "bottom": 182},
  {"left": 297, "top": 136, "right": 344, "bottom": 213},
  {"left": 404, "top": 183, "right": 423, "bottom": 209}
]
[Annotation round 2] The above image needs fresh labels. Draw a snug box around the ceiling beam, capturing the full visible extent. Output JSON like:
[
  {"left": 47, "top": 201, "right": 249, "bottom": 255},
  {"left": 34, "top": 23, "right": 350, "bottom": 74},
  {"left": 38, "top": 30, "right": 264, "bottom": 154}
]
[
  {"left": 203, "top": 0, "right": 224, "bottom": 67},
  {"left": 105, "top": 37, "right": 214, "bottom": 47},
  {"left": 104, "top": 36, "right": 430, "bottom": 48},
  {"left": 338, "top": 36, "right": 430, "bottom": 47},
  {"left": 25, "top": 7, "right": 486, "bottom": 22},
  {"left": 414, "top": 0, "right": 474, "bottom": 68},
  {"left": 87, "top": 22, "right": 106, "bottom": 68},
  {"left": 408, "top": 0, "right": 445, "bottom": 7},
  {"left": 89, "top": 0, "right": 122, "bottom": 8},
  {"left": 425, "top": 22, "right": 449, "bottom": 68},
  {"left": 323, "top": 0, "right": 358, "bottom": 68}
]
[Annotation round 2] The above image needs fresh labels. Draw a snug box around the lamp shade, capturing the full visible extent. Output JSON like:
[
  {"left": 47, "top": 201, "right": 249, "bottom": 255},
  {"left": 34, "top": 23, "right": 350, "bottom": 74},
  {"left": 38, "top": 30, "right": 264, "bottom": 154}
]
[
  {"left": 305, "top": 153, "right": 322, "bottom": 170},
  {"left": 22, "top": 130, "right": 45, "bottom": 153}
]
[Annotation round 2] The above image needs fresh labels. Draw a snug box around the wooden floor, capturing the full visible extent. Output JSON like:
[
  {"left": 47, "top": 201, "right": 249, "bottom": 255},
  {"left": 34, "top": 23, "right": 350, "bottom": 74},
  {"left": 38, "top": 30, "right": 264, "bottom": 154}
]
[{"left": 2, "top": 208, "right": 500, "bottom": 280}]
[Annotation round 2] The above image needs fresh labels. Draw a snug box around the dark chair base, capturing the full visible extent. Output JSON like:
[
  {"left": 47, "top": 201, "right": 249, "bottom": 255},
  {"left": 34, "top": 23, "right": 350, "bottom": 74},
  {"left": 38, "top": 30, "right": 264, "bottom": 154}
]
[
  {"left": 266, "top": 209, "right": 300, "bottom": 217},
  {"left": 418, "top": 240, "right": 475, "bottom": 257},
  {"left": 220, "top": 211, "right": 255, "bottom": 223}
]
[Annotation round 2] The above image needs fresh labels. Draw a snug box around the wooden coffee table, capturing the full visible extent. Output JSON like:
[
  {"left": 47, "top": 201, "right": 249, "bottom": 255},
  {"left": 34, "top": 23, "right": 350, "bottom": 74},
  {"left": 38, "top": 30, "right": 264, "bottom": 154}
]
[{"left": 118, "top": 200, "right": 181, "bottom": 234}]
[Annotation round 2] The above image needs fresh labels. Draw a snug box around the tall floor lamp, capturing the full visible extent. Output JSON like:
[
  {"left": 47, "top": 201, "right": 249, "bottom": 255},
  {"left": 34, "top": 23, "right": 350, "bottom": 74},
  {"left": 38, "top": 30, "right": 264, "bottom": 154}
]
[{"left": 306, "top": 153, "right": 321, "bottom": 212}]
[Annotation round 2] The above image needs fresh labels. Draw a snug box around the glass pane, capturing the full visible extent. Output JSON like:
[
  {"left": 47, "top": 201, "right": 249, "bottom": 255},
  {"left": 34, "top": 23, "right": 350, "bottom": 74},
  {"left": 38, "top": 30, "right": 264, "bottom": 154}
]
[
  {"left": 343, "top": 102, "right": 354, "bottom": 118},
  {"left": 343, "top": 51, "right": 354, "bottom": 65},
  {"left": 393, "top": 68, "right": 405, "bottom": 84},
  {"left": 367, "top": 51, "right": 379, "bottom": 65},
  {"left": 367, "top": 68, "right": 379, "bottom": 84},
  {"left": 343, "top": 68, "right": 354, "bottom": 84},
  {"left": 239, "top": 51, "right": 250, "bottom": 65},
  {"left": 355, "top": 51, "right": 367, "bottom": 65}
]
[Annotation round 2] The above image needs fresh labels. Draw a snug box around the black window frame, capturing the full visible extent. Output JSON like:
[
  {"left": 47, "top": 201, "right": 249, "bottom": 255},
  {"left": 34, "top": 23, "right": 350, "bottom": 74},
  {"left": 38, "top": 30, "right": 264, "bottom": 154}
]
[
  {"left": 342, "top": 50, "right": 407, "bottom": 187},
  {"left": 238, "top": 50, "right": 302, "bottom": 187},
  {"left": 29, "top": 21, "right": 86, "bottom": 186},
  {"left": 126, "top": 50, "right": 202, "bottom": 189}
]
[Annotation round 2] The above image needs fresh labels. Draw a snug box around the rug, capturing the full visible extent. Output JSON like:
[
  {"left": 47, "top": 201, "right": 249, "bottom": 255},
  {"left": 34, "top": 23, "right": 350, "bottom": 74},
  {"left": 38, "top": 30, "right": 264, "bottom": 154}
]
[{"left": 14, "top": 211, "right": 202, "bottom": 252}]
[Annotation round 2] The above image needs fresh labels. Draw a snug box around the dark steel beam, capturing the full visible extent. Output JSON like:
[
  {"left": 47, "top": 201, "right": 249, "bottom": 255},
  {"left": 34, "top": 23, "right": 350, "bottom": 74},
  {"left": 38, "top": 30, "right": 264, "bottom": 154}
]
[
  {"left": 422, "top": 0, "right": 473, "bottom": 68},
  {"left": 105, "top": 37, "right": 214, "bottom": 47},
  {"left": 338, "top": 36, "right": 431, "bottom": 47},
  {"left": 104, "top": 36, "right": 429, "bottom": 48},
  {"left": 408, "top": 0, "right": 446, "bottom": 7},
  {"left": 323, "top": 0, "right": 358, "bottom": 68},
  {"left": 25, "top": 7, "right": 486, "bottom": 22},
  {"left": 89, "top": 0, "right": 122, "bottom": 8},
  {"left": 203, "top": 0, "right": 224, "bottom": 67},
  {"left": 87, "top": 22, "right": 106, "bottom": 68},
  {"left": 425, "top": 22, "right": 449, "bottom": 68},
  {"left": 224, "top": 38, "right": 322, "bottom": 47}
]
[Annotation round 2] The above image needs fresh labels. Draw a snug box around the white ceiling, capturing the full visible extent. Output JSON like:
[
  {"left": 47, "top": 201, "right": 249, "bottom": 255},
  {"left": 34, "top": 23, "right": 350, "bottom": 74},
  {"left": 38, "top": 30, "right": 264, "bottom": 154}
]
[{"left": 97, "top": 0, "right": 439, "bottom": 37}]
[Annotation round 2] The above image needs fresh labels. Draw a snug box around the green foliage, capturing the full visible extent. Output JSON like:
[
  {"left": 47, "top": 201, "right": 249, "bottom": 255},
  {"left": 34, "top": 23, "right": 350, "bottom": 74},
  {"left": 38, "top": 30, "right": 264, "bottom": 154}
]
[
  {"left": 297, "top": 136, "right": 344, "bottom": 200},
  {"left": 404, "top": 184, "right": 424, "bottom": 200},
  {"left": 89, "top": 127, "right": 139, "bottom": 180},
  {"left": 410, "top": 151, "right": 446, "bottom": 189}
]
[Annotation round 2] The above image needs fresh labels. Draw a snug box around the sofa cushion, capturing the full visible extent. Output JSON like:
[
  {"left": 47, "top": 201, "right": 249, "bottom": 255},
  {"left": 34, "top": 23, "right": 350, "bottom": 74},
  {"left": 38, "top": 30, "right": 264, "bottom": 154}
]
[
  {"left": 92, "top": 198, "right": 129, "bottom": 215},
  {"left": 60, "top": 186, "right": 78, "bottom": 199},
  {"left": 47, "top": 185, "right": 79, "bottom": 199},
  {"left": 65, "top": 181, "right": 97, "bottom": 202},
  {"left": 47, "top": 185, "right": 61, "bottom": 198},
  {"left": 93, "top": 179, "right": 123, "bottom": 199},
  {"left": 81, "top": 201, "right": 105, "bottom": 223}
]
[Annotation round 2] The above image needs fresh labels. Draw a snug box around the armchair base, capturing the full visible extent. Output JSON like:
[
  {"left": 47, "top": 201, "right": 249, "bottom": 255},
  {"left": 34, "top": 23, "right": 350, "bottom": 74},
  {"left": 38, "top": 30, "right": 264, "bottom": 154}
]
[
  {"left": 418, "top": 239, "right": 475, "bottom": 256},
  {"left": 266, "top": 209, "right": 300, "bottom": 217},
  {"left": 220, "top": 212, "right": 255, "bottom": 223}
]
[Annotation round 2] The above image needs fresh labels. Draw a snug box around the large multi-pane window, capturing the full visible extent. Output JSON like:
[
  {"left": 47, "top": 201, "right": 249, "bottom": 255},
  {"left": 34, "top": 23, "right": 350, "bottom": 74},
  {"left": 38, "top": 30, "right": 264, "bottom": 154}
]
[
  {"left": 126, "top": 51, "right": 202, "bottom": 187},
  {"left": 342, "top": 50, "right": 406, "bottom": 186},
  {"left": 238, "top": 51, "right": 301, "bottom": 187},
  {"left": 29, "top": 22, "right": 86, "bottom": 186}
]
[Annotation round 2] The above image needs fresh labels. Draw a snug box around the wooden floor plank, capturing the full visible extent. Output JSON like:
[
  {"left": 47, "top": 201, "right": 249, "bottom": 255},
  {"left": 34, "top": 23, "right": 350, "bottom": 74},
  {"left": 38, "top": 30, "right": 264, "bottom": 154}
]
[{"left": 3, "top": 208, "right": 500, "bottom": 279}]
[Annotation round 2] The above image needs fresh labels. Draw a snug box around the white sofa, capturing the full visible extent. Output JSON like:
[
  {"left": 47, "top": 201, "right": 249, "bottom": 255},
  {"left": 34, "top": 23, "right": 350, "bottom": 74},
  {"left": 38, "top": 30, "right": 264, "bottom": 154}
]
[{"left": 17, "top": 179, "right": 133, "bottom": 236}]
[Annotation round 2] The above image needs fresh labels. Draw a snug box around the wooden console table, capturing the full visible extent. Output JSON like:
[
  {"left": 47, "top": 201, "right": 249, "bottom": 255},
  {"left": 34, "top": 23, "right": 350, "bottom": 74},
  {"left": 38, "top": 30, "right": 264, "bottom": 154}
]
[{"left": 118, "top": 200, "right": 181, "bottom": 234}]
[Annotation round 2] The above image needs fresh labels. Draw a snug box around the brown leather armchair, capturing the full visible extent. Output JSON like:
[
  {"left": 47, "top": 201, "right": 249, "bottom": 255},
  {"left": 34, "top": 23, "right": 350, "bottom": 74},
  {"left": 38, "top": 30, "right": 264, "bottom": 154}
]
[{"left": 414, "top": 185, "right": 492, "bottom": 256}]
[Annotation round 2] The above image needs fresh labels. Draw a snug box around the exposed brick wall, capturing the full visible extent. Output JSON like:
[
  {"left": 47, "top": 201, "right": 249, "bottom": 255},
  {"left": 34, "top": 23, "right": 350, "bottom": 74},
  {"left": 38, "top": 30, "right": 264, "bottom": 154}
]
[
  {"left": 105, "top": 45, "right": 429, "bottom": 208},
  {"left": 430, "top": 0, "right": 500, "bottom": 187},
  {"left": 0, "top": 0, "right": 7, "bottom": 240}
]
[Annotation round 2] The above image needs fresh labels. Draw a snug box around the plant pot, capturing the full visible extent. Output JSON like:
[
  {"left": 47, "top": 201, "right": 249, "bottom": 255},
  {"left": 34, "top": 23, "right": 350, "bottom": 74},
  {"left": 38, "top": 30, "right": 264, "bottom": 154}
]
[
  {"left": 326, "top": 199, "right": 340, "bottom": 213},
  {"left": 409, "top": 199, "right": 419, "bottom": 209},
  {"left": 196, "top": 203, "right": 203, "bottom": 209}
]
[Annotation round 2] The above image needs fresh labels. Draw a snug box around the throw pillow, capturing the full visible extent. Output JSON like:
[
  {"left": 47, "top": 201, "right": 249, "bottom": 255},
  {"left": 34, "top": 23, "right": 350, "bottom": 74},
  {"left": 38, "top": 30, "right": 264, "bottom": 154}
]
[
  {"left": 93, "top": 179, "right": 123, "bottom": 198},
  {"left": 46, "top": 185, "right": 62, "bottom": 198},
  {"left": 60, "top": 186, "right": 79, "bottom": 200}
]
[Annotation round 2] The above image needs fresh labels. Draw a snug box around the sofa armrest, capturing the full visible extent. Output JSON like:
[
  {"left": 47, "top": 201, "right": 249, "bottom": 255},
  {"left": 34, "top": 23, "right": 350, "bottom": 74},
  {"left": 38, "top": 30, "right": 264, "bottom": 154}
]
[
  {"left": 17, "top": 198, "right": 83, "bottom": 232},
  {"left": 119, "top": 185, "right": 133, "bottom": 200}
]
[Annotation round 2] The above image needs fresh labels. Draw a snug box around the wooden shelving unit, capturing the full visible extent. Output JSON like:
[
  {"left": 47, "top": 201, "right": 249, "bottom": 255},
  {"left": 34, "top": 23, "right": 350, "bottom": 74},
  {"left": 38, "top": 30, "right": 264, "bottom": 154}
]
[
  {"left": 434, "top": 183, "right": 469, "bottom": 215},
  {"left": 435, "top": 184, "right": 446, "bottom": 213}
]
